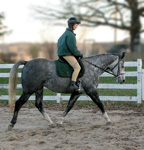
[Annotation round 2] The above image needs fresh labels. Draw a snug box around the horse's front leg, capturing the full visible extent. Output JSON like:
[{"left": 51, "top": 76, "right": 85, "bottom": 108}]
[
  {"left": 58, "top": 91, "right": 81, "bottom": 125},
  {"left": 86, "top": 88, "right": 111, "bottom": 124}
]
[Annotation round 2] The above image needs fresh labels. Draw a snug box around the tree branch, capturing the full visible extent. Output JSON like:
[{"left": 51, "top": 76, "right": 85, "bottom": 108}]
[
  {"left": 32, "top": 0, "right": 141, "bottom": 33},
  {"left": 106, "top": 0, "right": 130, "bottom": 9},
  {"left": 80, "top": 18, "right": 130, "bottom": 30},
  {"left": 140, "top": 29, "right": 144, "bottom": 33},
  {"left": 139, "top": 7, "right": 144, "bottom": 16}
]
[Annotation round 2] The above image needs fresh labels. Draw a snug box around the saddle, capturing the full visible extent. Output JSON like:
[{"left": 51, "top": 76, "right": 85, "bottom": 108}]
[{"left": 55, "top": 57, "right": 85, "bottom": 78}]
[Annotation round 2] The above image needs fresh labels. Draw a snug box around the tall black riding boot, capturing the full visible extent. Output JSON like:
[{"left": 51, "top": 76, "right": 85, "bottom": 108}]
[{"left": 70, "top": 81, "right": 79, "bottom": 91}]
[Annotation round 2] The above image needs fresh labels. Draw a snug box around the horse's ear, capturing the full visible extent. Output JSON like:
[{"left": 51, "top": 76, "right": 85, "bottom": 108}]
[{"left": 120, "top": 52, "right": 126, "bottom": 59}]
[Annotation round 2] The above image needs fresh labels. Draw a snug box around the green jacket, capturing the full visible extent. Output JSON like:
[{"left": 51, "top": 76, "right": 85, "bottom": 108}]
[{"left": 57, "top": 28, "right": 81, "bottom": 56}]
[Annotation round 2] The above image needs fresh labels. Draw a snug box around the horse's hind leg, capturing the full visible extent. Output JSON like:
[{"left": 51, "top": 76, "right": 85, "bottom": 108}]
[
  {"left": 8, "top": 93, "right": 31, "bottom": 130},
  {"left": 35, "top": 88, "right": 53, "bottom": 124},
  {"left": 58, "top": 91, "right": 81, "bottom": 125},
  {"left": 86, "top": 89, "right": 111, "bottom": 124}
]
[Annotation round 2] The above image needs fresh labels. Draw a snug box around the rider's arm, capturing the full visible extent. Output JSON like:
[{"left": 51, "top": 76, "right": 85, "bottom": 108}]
[{"left": 66, "top": 33, "right": 82, "bottom": 56}]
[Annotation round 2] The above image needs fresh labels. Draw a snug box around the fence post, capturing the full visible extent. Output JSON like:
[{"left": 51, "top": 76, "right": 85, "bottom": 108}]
[
  {"left": 142, "top": 69, "right": 144, "bottom": 101},
  {"left": 56, "top": 93, "right": 61, "bottom": 103},
  {"left": 137, "top": 59, "right": 142, "bottom": 103}
]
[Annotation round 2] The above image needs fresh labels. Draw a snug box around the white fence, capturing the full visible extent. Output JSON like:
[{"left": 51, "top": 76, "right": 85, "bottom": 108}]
[{"left": 0, "top": 59, "right": 144, "bottom": 103}]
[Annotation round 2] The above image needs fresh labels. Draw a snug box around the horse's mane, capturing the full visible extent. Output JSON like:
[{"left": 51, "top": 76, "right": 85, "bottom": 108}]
[
  {"left": 84, "top": 53, "right": 119, "bottom": 59},
  {"left": 84, "top": 53, "right": 120, "bottom": 62},
  {"left": 83, "top": 53, "right": 121, "bottom": 66}
]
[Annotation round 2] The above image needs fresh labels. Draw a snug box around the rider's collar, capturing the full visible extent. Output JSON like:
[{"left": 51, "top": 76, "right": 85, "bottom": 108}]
[
  {"left": 67, "top": 28, "right": 76, "bottom": 36},
  {"left": 67, "top": 28, "right": 73, "bottom": 31}
]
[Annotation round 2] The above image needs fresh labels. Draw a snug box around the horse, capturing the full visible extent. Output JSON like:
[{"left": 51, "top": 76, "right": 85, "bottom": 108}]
[{"left": 8, "top": 52, "right": 125, "bottom": 130}]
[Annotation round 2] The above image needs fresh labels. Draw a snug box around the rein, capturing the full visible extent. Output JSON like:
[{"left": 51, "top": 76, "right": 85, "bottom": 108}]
[{"left": 84, "top": 58, "right": 120, "bottom": 78}]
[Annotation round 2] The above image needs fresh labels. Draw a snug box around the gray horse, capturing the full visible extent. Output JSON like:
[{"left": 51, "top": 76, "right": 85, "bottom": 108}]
[{"left": 8, "top": 53, "right": 125, "bottom": 130}]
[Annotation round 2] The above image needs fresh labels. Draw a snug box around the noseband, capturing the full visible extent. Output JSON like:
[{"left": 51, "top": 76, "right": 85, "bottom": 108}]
[{"left": 84, "top": 57, "right": 123, "bottom": 78}]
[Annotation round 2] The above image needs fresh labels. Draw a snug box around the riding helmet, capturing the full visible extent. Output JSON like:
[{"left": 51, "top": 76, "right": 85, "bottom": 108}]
[
  {"left": 67, "top": 17, "right": 81, "bottom": 29},
  {"left": 67, "top": 17, "right": 81, "bottom": 24}
]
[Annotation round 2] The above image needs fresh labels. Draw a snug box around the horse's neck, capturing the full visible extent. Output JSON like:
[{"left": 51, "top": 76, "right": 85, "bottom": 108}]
[{"left": 101, "top": 54, "right": 118, "bottom": 69}]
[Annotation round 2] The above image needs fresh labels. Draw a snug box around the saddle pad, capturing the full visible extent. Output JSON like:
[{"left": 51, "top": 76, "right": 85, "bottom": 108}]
[{"left": 55, "top": 59, "right": 85, "bottom": 78}]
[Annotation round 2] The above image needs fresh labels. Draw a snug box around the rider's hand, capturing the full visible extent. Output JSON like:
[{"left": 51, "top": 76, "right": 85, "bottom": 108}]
[{"left": 79, "top": 54, "right": 83, "bottom": 59}]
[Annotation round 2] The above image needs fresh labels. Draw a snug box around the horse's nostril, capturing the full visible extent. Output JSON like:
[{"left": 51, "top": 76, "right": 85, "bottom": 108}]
[{"left": 123, "top": 79, "right": 125, "bottom": 82}]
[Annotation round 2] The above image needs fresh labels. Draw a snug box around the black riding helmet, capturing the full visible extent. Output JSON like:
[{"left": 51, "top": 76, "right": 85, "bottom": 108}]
[{"left": 67, "top": 17, "right": 81, "bottom": 30}]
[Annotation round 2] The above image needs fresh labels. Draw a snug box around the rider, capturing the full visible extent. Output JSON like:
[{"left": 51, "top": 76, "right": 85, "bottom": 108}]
[{"left": 57, "top": 17, "right": 83, "bottom": 91}]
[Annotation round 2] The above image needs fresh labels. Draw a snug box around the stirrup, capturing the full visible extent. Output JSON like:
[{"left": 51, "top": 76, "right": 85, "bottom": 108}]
[{"left": 70, "top": 81, "right": 79, "bottom": 91}]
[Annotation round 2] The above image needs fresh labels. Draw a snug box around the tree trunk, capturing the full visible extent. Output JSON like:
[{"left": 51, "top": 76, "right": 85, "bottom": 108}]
[{"left": 130, "top": 0, "right": 142, "bottom": 52}]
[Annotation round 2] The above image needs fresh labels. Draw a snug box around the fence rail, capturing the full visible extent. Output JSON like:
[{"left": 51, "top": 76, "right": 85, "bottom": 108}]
[{"left": 0, "top": 59, "right": 143, "bottom": 103}]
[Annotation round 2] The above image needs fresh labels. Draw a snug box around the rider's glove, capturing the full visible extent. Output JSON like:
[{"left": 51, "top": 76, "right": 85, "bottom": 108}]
[{"left": 79, "top": 53, "right": 83, "bottom": 59}]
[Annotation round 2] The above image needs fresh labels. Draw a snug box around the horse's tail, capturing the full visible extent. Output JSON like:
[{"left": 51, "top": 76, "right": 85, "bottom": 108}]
[{"left": 9, "top": 60, "right": 27, "bottom": 113}]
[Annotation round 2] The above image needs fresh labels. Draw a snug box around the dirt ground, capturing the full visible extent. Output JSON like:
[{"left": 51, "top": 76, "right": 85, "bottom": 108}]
[{"left": 0, "top": 105, "right": 144, "bottom": 150}]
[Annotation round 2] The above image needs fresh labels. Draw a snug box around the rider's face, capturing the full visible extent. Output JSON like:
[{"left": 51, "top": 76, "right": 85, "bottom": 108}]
[{"left": 73, "top": 24, "right": 79, "bottom": 30}]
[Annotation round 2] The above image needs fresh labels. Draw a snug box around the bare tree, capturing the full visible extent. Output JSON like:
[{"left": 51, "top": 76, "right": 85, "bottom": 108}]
[
  {"left": 42, "top": 42, "right": 56, "bottom": 59},
  {"left": 32, "top": 0, "right": 144, "bottom": 52},
  {"left": 0, "top": 52, "right": 17, "bottom": 63},
  {"left": 28, "top": 44, "right": 40, "bottom": 59},
  {"left": 0, "top": 12, "right": 9, "bottom": 38}
]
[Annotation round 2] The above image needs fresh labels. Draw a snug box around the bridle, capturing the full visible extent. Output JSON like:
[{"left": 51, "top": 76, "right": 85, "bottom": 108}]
[{"left": 84, "top": 57, "right": 123, "bottom": 78}]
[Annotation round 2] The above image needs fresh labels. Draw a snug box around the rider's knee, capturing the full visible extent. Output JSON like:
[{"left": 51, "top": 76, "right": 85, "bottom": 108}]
[{"left": 74, "top": 63, "right": 81, "bottom": 71}]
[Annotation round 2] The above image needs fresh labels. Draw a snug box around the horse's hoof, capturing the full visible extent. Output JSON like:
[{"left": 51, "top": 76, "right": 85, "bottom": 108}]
[
  {"left": 56, "top": 123, "right": 63, "bottom": 127},
  {"left": 57, "top": 117, "right": 64, "bottom": 125},
  {"left": 49, "top": 123, "right": 56, "bottom": 128},
  {"left": 8, "top": 124, "right": 14, "bottom": 131},
  {"left": 57, "top": 121, "right": 63, "bottom": 125},
  {"left": 56, "top": 120, "right": 64, "bottom": 125},
  {"left": 106, "top": 121, "right": 111, "bottom": 125}
]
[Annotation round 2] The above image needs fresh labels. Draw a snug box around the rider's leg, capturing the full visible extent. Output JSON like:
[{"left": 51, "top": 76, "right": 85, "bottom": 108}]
[{"left": 63, "top": 56, "right": 81, "bottom": 91}]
